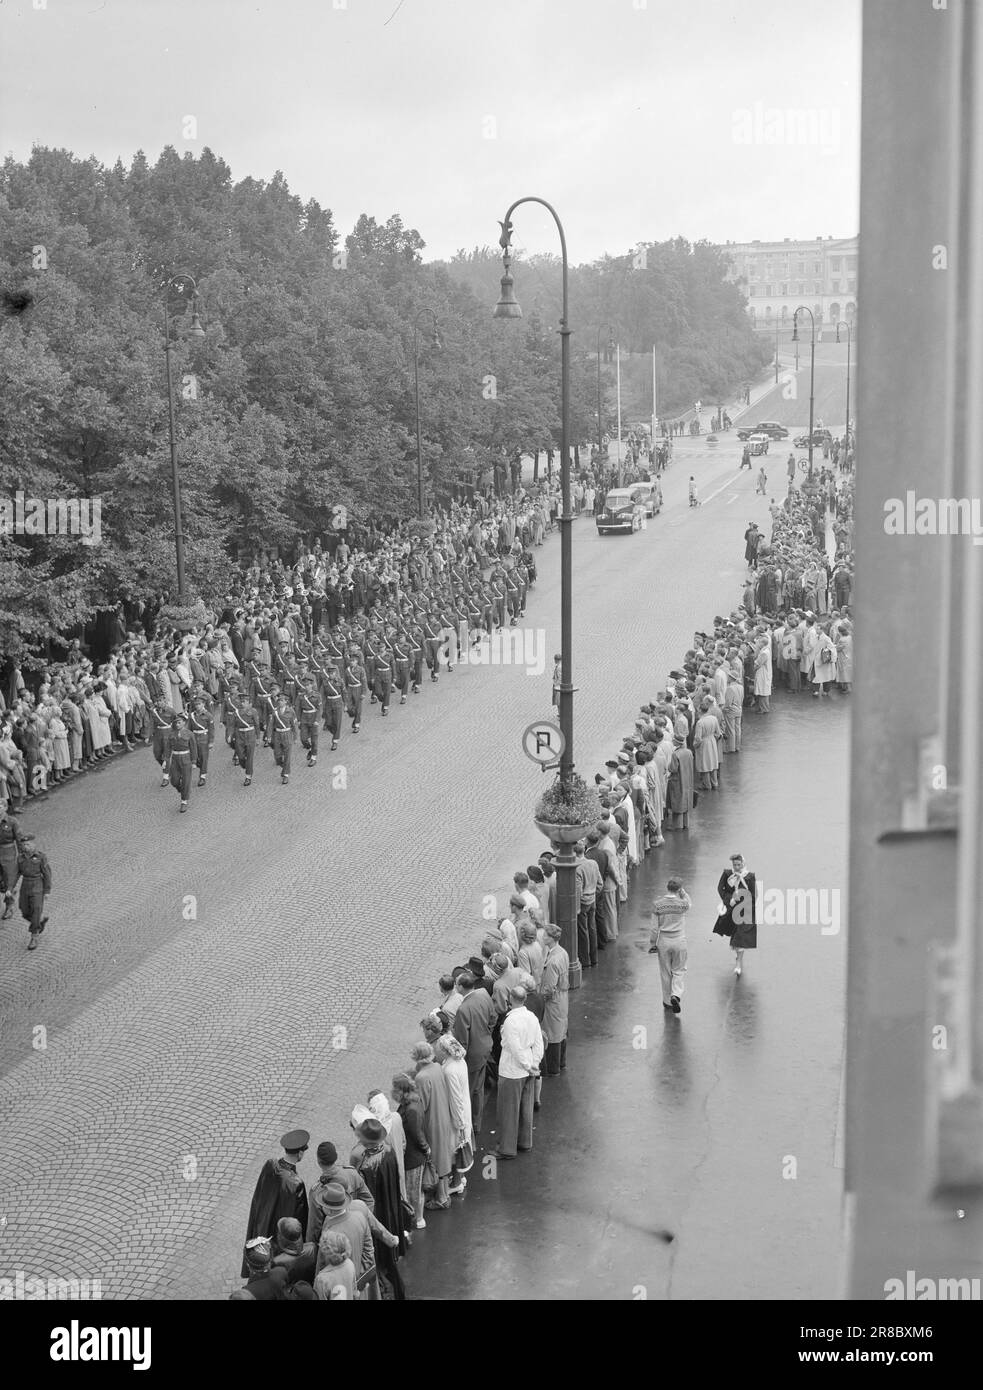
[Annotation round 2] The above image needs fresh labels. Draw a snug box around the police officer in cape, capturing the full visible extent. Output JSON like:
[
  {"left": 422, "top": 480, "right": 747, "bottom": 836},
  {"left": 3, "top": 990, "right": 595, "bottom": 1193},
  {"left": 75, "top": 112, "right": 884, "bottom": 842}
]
[
  {"left": 241, "top": 1128, "right": 311, "bottom": 1278},
  {"left": 18, "top": 832, "right": 52, "bottom": 952}
]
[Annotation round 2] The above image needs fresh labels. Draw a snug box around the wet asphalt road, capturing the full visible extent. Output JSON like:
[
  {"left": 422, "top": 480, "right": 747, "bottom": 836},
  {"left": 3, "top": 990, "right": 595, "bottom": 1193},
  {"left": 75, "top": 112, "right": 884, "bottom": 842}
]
[{"left": 406, "top": 691, "right": 850, "bottom": 1301}]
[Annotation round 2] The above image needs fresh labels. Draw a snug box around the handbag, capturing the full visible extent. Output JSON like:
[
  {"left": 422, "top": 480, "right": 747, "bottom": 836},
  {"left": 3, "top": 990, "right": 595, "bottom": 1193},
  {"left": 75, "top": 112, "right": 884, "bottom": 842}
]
[
  {"left": 421, "top": 1158, "right": 438, "bottom": 1191},
  {"left": 454, "top": 1138, "right": 475, "bottom": 1174},
  {"left": 693, "top": 790, "right": 700, "bottom": 808}
]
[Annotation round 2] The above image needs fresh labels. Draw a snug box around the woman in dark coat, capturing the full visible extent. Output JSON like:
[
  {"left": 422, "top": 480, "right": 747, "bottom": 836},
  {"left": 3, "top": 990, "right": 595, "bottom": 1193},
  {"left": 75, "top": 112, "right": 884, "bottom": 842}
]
[
  {"left": 349, "top": 1118, "right": 406, "bottom": 1300},
  {"left": 392, "top": 1073, "right": 429, "bottom": 1230},
  {"left": 712, "top": 852, "right": 757, "bottom": 976}
]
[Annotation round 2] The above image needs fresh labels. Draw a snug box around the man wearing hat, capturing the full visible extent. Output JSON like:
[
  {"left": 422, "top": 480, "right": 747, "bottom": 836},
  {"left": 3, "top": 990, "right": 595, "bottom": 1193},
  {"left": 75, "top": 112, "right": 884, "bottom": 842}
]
[
  {"left": 295, "top": 674, "right": 324, "bottom": 765},
  {"left": 313, "top": 1182, "right": 378, "bottom": 1299},
  {"left": 18, "top": 833, "right": 51, "bottom": 951},
  {"left": 306, "top": 1140, "right": 374, "bottom": 1244},
  {"left": 242, "top": 1128, "right": 310, "bottom": 1277},
  {"left": 451, "top": 971, "right": 498, "bottom": 1135},
  {"left": 231, "top": 691, "right": 261, "bottom": 787}
]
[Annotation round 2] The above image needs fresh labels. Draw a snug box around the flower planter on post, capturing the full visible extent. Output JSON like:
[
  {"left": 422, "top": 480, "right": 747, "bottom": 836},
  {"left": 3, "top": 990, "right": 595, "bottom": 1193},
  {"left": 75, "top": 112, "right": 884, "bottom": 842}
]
[{"left": 533, "top": 776, "right": 603, "bottom": 992}]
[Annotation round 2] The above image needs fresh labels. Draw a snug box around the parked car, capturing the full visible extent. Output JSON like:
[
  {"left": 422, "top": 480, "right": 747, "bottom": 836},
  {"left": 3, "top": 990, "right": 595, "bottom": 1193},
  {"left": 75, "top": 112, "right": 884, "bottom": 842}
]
[
  {"left": 747, "top": 433, "right": 771, "bottom": 456},
  {"left": 629, "top": 480, "right": 662, "bottom": 516},
  {"left": 737, "top": 420, "right": 789, "bottom": 441},
  {"left": 793, "top": 428, "right": 834, "bottom": 449},
  {"left": 596, "top": 487, "right": 645, "bottom": 534}
]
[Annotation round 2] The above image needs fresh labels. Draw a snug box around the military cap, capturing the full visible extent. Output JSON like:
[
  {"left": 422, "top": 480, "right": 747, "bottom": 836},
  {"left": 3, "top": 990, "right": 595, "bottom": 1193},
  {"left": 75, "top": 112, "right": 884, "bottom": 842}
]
[{"left": 280, "top": 1128, "right": 310, "bottom": 1151}]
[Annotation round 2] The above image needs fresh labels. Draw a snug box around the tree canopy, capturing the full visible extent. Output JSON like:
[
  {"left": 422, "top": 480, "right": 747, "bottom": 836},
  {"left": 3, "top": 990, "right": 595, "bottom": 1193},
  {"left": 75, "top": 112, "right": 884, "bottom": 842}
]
[{"left": 0, "top": 146, "right": 766, "bottom": 664}]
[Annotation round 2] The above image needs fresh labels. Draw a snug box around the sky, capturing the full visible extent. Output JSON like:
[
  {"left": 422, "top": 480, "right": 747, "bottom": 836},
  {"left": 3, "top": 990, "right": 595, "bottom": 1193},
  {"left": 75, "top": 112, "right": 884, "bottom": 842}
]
[{"left": 0, "top": 0, "right": 862, "bottom": 265}]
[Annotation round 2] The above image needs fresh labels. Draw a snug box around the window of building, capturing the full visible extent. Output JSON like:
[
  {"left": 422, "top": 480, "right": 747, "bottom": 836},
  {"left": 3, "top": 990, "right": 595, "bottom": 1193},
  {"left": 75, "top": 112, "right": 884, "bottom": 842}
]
[
  {"left": 780, "top": 283, "right": 787, "bottom": 295},
  {"left": 814, "top": 262, "right": 822, "bottom": 274},
  {"left": 830, "top": 258, "right": 840, "bottom": 272},
  {"left": 798, "top": 262, "right": 806, "bottom": 275},
  {"left": 816, "top": 282, "right": 823, "bottom": 295},
  {"left": 765, "top": 284, "right": 772, "bottom": 296}
]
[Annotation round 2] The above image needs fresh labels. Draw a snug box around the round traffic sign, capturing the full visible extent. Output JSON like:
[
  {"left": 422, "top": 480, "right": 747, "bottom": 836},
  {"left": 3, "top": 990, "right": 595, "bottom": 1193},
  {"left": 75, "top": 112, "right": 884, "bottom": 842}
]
[{"left": 522, "top": 720, "right": 566, "bottom": 766}]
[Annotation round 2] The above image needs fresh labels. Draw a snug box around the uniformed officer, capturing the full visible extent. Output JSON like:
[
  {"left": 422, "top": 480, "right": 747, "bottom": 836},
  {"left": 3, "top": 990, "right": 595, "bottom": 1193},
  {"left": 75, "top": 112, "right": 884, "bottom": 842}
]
[
  {"left": 438, "top": 600, "right": 459, "bottom": 670},
  {"left": 0, "top": 810, "right": 26, "bottom": 919},
  {"left": 318, "top": 666, "right": 344, "bottom": 753},
  {"left": 490, "top": 570, "right": 507, "bottom": 630},
  {"left": 295, "top": 675, "right": 323, "bottom": 763},
  {"left": 232, "top": 696, "right": 261, "bottom": 787},
  {"left": 504, "top": 565, "right": 521, "bottom": 625},
  {"left": 390, "top": 627, "right": 411, "bottom": 706},
  {"left": 422, "top": 609, "right": 442, "bottom": 682},
  {"left": 268, "top": 692, "right": 297, "bottom": 784},
  {"left": 373, "top": 632, "right": 394, "bottom": 716},
  {"left": 408, "top": 624, "right": 425, "bottom": 693},
  {"left": 188, "top": 696, "right": 213, "bottom": 788},
  {"left": 150, "top": 698, "right": 174, "bottom": 788},
  {"left": 18, "top": 833, "right": 51, "bottom": 952},
  {"left": 251, "top": 661, "right": 276, "bottom": 746},
  {"left": 345, "top": 656, "right": 366, "bottom": 733},
  {"left": 168, "top": 710, "right": 199, "bottom": 813}
]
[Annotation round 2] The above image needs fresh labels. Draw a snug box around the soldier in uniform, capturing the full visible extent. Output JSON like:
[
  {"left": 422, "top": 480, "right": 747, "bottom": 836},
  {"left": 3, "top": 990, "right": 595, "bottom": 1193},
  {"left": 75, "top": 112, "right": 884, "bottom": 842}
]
[
  {"left": 150, "top": 698, "right": 174, "bottom": 788},
  {"left": 168, "top": 710, "right": 199, "bottom": 813},
  {"left": 217, "top": 670, "right": 240, "bottom": 748},
  {"left": 232, "top": 695, "right": 261, "bottom": 787},
  {"left": 267, "top": 692, "right": 297, "bottom": 784},
  {"left": 372, "top": 633, "right": 394, "bottom": 716},
  {"left": 188, "top": 696, "right": 213, "bottom": 789},
  {"left": 422, "top": 608, "right": 442, "bottom": 683},
  {"left": 318, "top": 666, "right": 344, "bottom": 753},
  {"left": 504, "top": 565, "right": 521, "bottom": 626},
  {"left": 250, "top": 661, "right": 276, "bottom": 747},
  {"left": 18, "top": 832, "right": 52, "bottom": 952},
  {"left": 295, "top": 675, "right": 324, "bottom": 764},
  {"left": 489, "top": 570, "right": 507, "bottom": 631},
  {"left": 345, "top": 655, "right": 366, "bottom": 733},
  {"left": 390, "top": 626, "right": 411, "bottom": 706},
  {"left": 0, "top": 810, "right": 26, "bottom": 920},
  {"left": 438, "top": 598, "right": 459, "bottom": 671}
]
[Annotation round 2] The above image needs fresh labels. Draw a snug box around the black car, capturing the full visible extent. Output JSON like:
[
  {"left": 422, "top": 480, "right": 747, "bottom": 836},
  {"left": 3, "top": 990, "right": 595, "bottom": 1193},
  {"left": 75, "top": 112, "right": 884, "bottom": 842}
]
[
  {"left": 793, "top": 428, "right": 834, "bottom": 449},
  {"left": 737, "top": 420, "right": 789, "bottom": 441}
]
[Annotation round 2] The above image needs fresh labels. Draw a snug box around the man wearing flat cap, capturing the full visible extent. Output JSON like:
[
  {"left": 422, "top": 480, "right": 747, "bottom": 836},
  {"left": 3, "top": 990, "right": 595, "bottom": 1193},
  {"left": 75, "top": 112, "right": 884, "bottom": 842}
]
[{"left": 242, "top": 1129, "right": 310, "bottom": 1277}]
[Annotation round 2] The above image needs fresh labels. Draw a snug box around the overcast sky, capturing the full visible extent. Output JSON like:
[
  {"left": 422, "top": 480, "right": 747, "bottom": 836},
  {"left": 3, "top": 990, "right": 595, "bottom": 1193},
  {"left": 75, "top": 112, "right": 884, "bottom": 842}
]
[{"left": 0, "top": 0, "right": 861, "bottom": 264}]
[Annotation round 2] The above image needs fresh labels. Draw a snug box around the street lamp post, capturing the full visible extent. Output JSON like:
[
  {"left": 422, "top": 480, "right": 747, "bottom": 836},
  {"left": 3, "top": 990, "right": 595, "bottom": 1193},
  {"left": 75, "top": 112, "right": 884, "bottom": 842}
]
[
  {"left": 835, "top": 320, "right": 852, "bottom": 447},
  {"left": 495, "top": 197, "right": 581, "bottom": 990},
  {"left": 792, "top": 305, "right": 817, "bottom": 477},
  {"left": 162, "top": 274, "right": 205, "bottom": 603},
  {"left": 413, "top": 309, "right": 442, "bottom": 519},
  {"left": 595, "top": 324, "right": 613, "bottom": 468}
]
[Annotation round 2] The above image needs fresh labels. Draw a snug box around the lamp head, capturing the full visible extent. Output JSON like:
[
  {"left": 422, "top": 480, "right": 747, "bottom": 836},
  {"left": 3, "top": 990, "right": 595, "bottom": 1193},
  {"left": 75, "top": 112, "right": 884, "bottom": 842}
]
[
  {"left": 494, "top": 271, "right": 522, "bottom": 320},
  {"left": 431, "top": 325, "right": 442, "bottom": 351},
  {"left": 189, "top": 306, "right": 206, "bottom": 337}
]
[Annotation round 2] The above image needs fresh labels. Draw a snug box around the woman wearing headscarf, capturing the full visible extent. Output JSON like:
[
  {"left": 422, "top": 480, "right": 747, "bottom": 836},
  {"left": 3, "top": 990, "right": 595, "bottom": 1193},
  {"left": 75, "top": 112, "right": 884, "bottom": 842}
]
[
  {"left": 349, "top": 1116, "right": 407, "bottom": 1300},
  {"left": 412, "top": 1042, "right": 456, "bottom": 1213},
  {"left": 435, "top": 1035, "right": 473, "bottom": 1196},
  {"left": 712, "top": 851, "right": 757, "bottom": 977},
  {"left": 391, "top": 1072, "right": 428, "bottom": 1230},
  {"left": 516, "top": 921, "right": 544, "bottom": 987},
  {"left": 367, "top": 1090, "right": 407, "bottom": 1210}
]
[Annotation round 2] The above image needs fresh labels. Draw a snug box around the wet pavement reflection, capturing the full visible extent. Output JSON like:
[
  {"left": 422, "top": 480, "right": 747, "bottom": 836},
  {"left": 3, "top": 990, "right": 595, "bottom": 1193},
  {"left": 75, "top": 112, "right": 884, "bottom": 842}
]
[{"left": 405, "top": 690, "right": 850, "bottom": 1300}]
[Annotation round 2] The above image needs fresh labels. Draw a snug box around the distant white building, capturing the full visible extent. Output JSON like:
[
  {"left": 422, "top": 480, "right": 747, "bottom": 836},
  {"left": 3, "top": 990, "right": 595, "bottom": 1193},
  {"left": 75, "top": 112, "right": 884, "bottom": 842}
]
[{"left": 719, "top": 235, "right": 858, "bottom": 336}]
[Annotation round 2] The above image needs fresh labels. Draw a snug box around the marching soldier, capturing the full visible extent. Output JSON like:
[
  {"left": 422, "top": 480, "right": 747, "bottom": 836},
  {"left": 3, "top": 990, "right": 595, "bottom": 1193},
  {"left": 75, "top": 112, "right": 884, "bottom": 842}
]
[
  {"left": 438, "top": 599, "right": 459, "bottom": 670},
  {"left": 18, "top": 833, "right": 51, "bottom": 952},
  {"left": 267, "top": 692, "right": 297, "bottom": 784},
  {"left": 373, "top": 633, "right": 394, "bottom": 716},
  {"left": 0, "top": 810, "right": 26, "bottom": 920},
  {"left": 168, "top": 710, "right": 199, "bottom": 813},
  {"left": 364, "top": 631, "right": 380, "bottom": 705},
  {"left": 422, "top": 608, "right": 442, "bottom": 683},
  {"left": 318, "top": 666, "right": 344, "bottom": 753},
  {"left": 150, "top": 698, "right": 174, "bottom": 788},
  {"left": 232, "top": 695, "right": 261, "bottom": 787},
  {"left": 345, "top": 655, "right": 366, "bottom": 733},
  {"left": 216, "top": 670, "right": 239, "bottom": 747},
  {"left": 408, "top": 623, "right": 425, "bottom": 693},
  {"left": 295, "top": 675, "right": 323, "bottom": 764},
  {"left": 250, "top": 661, "right": 276, "bottom": 746},
  {"left": 188, "top": 696, "right": 214, "bottom": 788},
  {"left": 504, "top": 565, "right": 521, "bottom": 625},
  {"left": 489, "top": 570, "right": 507, "bottom": 631}
]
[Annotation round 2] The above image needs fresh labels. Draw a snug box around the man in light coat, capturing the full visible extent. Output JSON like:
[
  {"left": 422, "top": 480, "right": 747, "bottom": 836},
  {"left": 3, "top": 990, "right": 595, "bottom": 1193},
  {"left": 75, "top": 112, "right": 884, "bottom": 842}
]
[{"left": 540, "top": 923, "right": 570, "bottom": 1076}]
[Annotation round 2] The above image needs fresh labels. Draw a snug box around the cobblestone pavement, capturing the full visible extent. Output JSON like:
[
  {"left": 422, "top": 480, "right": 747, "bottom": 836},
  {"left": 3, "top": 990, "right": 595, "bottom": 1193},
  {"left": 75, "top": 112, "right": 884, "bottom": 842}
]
[{"left": 0, "top": 433, "right": 826, "bottom": 1298}]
